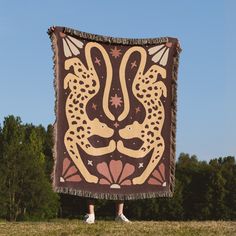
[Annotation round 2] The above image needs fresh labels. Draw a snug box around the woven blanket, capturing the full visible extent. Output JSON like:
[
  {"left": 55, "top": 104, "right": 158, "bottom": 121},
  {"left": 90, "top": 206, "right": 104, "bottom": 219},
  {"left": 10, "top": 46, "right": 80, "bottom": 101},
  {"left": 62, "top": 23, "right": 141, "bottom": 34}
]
[{"left": 48, "top": 26, "right": 181, "bottom": 200}]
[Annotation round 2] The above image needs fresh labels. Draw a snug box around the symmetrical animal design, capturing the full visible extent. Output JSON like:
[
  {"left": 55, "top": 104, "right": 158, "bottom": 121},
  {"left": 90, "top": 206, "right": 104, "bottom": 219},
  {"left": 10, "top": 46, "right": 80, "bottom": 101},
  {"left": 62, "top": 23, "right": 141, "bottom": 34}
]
[
  {"left": 63, "top": 41, "right": 168, "bottom": 185},
  {"left": 117, "top": 46, "right": 167, "bottom": 185},
  {"left": 64, "top": 42, "right": 116, "bottom": 183}
]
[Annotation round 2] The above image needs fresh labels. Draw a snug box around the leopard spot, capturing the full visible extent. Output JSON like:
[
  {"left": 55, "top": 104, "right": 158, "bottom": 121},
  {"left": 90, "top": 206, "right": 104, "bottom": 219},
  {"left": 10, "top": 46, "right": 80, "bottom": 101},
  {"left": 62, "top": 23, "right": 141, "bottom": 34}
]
[
  {"left": 92, "top": 80, "right": 96, "bottom": 86},
  {"left": 77, "top": 126, "right": 84, "bottom": 132},
  {"left": 70, "top": 150, "right": 75, "bottom": 155},
  {"left": 88, "top": 90, "right": 95, "bottom": 94},
  {"left": 135, "top": 83, "right": 140, "bottom": 90},
  {"left": 137, "top": 93, "right": 144, "bottom": 98},
  {"left": 73, "top": 99, "right": 79, "bottom": 104},
  {"left": 147, "top": 131, "right": 154, "bottom": 137},
  {"left": 153, "top": 105, "right": 158, "bottom": 110}
]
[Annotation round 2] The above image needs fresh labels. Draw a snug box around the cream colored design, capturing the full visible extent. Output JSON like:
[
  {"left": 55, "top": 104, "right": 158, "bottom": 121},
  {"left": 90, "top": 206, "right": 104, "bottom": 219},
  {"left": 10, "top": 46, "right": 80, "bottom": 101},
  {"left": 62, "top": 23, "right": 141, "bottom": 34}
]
[
  {"left": 148, "top": 43, "right": 171, "bottom": 66},
  {"left": 117, "top": 46, "right": 167, "bottom": 185},
  {"left": 61, "top": 33, "right": 84, "bottom": 57},
  {"left": 64, "top": 42, "right": 116, "bottom": 183}
]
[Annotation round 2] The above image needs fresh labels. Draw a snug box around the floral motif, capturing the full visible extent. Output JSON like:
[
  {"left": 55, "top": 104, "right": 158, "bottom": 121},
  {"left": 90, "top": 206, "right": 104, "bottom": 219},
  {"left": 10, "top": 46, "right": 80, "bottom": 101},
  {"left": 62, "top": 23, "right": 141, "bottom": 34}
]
[
  {"left": 60, "top": 32, "right": 84, "bottom": 58},
  {"left": 60, "top": 157, "right": 81, "bottom": 182},
  {"left": 97, "top": 160, "right": 135, "bottom": 188},
  {"left": 148, "top": 42, "right": 172, "bottom": 66},
  {"left": 148, "top": 162, "right": 166, "bottom": 186}
]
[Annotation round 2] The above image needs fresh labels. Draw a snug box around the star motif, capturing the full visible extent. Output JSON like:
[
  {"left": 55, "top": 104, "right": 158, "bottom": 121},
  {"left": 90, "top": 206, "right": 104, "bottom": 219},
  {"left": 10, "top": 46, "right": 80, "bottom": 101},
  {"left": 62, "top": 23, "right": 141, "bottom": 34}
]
[
  {"left": 114, "top": 122, "right": 119, "bottom": 128},
  {"left": 131, "top": 60, "right": 137, "bottom": 69},
  {"left": 88, "top": 160, "right": 93, "bottom": 166},
  {"left": 109, "top": 46, "right": 122, "bottom": 58},
  {"left": 138, "top": 163, "right": 144, "bottom": 168},
  {"left": 135, "top": 106, "right": 141, "bottom": 113},
  {"left": 92, "top": 103, "right": 97, "bottom": 110},
  {"left": 110, "top": 94, "right": 123, "bottom": 108},
  {"left": 94, "top": 57, "right": 101, "bottom": 66}
]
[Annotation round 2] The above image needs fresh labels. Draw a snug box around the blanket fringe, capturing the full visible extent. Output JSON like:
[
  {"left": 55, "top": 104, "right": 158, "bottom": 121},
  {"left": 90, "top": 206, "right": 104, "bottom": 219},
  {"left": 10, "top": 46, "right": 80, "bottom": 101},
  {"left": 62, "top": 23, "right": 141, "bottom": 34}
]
[
  {"left": 169, "top": 42, "right": 182, "bottom": 195},
  {"left": 47, "top": 29, "right": 59, "bottom": 189},
  {"left": 53, "top": 186, "right": 173, "bottom": 200}
]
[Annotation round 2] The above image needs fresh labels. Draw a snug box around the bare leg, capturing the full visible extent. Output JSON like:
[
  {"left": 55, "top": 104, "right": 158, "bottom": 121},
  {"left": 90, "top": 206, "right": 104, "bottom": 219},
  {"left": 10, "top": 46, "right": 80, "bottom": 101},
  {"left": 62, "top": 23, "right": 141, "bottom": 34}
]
[
  {"left": 115, "top": 200, "right": 130, "bottom": 222},
  {"left": 84, "top": 199, "right": 95, "bottom": 224},
  {"left": 87, "top": 199, "right": 95, "bottom": 214},
  {"left": 115, "top": 200, "right": 124, "bottom": 216}
]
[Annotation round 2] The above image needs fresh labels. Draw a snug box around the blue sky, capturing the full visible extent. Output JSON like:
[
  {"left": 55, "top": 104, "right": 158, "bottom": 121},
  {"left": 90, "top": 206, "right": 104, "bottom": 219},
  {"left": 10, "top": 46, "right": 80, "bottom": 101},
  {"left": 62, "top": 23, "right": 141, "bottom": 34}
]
[{"left": 0, "top": 1, "right": 235, "bottom": 161}]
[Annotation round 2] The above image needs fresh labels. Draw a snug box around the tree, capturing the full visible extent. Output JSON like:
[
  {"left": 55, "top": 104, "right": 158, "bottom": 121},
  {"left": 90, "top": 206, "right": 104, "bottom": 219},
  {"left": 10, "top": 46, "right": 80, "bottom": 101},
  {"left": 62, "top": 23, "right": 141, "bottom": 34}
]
[{"left": 0, "top": 116, "right": 59, "bottom": 221}]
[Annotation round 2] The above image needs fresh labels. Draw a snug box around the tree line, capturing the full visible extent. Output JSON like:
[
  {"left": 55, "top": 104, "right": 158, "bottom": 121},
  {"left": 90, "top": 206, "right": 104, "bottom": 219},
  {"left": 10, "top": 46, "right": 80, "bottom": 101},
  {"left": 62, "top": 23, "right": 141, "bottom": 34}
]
[{"left": 0, "top": 115, "right": 235, "bottom": 221}]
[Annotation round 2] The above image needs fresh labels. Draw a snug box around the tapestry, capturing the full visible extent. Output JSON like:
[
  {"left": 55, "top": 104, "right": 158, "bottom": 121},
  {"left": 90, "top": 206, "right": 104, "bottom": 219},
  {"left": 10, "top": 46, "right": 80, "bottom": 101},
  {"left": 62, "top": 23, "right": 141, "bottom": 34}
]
[{"left": 48, "top": 26, "right": 181, "bottom": 200}]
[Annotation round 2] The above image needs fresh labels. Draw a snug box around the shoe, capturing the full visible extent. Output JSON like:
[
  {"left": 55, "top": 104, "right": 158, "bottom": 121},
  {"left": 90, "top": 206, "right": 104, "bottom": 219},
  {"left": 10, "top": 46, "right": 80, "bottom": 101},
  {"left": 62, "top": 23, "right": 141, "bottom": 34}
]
[
  {"left": 115, "top": 213, "right": 131, "bottom": 223},
  {"left": 84, "top": 213, "right": 95, "bottom": 224}
]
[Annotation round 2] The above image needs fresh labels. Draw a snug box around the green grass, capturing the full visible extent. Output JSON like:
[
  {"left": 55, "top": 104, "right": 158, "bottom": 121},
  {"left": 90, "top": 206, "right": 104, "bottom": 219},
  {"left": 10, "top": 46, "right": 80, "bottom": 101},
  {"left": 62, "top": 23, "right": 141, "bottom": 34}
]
[{"left": 0, "top": 219, "right": 235, "bottom": 236}]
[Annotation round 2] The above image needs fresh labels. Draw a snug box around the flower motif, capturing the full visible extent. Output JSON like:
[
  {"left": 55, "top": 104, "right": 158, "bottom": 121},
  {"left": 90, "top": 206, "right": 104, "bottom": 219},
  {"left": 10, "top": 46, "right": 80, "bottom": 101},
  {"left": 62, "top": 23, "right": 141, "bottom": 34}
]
[
  {"left": 97, "top": 160, "right": 135, "bottom": 188},
  {"left": 148, "top": 42, "right": 172, "bottom": 66},
  {"left": 60, "top": 32, "right": 84, "bottom": 58},
  {"left": 148, "top": 162, "right": 166, "bottom": 186},
  {"left": 60, "top": 157, "right": 81, "bottom": 182}
]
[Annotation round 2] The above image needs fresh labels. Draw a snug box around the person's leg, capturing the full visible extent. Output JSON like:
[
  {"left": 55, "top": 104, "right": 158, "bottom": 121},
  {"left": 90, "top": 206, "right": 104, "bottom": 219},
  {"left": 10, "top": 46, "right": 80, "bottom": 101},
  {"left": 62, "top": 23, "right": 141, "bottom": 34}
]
[
  {"left": 87, "top": 199, "right": 95, "bottom": 214},
  {"left": 84, "top": 199, "right": 95, "bottom": 224},
  {"left": 115, "top": 200, "right": 131, "bottom": 223},
  {"left": 115, "top": 200, "right": 124, "bottom": 216}
]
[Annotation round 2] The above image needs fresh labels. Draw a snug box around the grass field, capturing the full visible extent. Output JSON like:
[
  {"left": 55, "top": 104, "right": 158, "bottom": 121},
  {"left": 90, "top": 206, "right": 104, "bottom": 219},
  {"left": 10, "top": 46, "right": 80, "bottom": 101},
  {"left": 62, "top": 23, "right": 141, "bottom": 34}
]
[{"left": 0, "top": 219, "right": 235, "bottom": 236}]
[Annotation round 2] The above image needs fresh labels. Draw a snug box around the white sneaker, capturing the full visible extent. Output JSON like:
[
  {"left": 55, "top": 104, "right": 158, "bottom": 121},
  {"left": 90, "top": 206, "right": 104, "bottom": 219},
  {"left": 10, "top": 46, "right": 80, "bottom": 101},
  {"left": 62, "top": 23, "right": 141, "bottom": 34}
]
[
  {"left": 84, "top": 213, "right": 95, "bottom": 224},
  {"left": 115, "top": 213, "right": 131, "bottom": 223}
]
